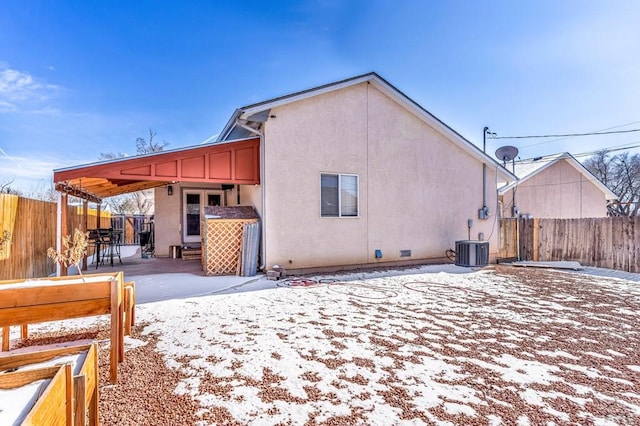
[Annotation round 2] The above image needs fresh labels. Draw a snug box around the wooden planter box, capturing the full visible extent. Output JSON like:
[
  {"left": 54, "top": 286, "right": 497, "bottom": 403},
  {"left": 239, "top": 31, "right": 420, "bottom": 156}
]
[
  {"left": 0, "top": 342, "right": 99, "bottom": 425},
  {"left": 0, "top": 272, "right": 135, "bottom": 384},
  {"left": 0, "top": 363, "right": 72, "bottom": 425}
]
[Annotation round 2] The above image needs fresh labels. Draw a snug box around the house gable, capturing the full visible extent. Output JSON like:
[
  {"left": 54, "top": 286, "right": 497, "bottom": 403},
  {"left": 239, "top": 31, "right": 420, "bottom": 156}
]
[
  {"left": 259, "top": 79, "right": 501, "bottom": 269},
  {"left": 219, "top": 72, "right": 515, "bottom": 183},
  {"left": 501, "top": 156, "right": 613, "bottom": 218},
  {"left": 499, "top": 153, "right": 617, "bottom": 200}
]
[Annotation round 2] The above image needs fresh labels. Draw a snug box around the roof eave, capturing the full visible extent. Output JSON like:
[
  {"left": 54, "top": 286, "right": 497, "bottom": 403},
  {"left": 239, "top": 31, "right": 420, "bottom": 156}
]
[
  {"left": 564, "top": 154, "right": 618, "bottom": 200},
  {"left": 220, "top": 73, "right": 379, "bottom": 142},
  {"left": 217, "top": 109, "right": 244, "bottom": 142},
  {"left": 238, "top": 73, "right": 378, "bottom": 119}
]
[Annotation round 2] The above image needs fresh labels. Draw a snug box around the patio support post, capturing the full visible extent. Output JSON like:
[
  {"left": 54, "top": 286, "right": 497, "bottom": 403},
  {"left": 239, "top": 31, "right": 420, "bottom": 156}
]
[
  {"left": 58, "top": 192, "right": 69, "bottom": 276},
  {"left": 56, "top": 192, "right": 61, "bottom": 276},
  {"left": 96, "top": 203, "right": 101, "bottom": 229},
  {"left": 82, "top": 199, "right": 88, "bottom": 271}
]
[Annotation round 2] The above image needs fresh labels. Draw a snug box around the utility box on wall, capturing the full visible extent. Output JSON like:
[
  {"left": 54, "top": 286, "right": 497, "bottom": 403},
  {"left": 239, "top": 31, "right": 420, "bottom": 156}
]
[{"left": 455, "top": 240, "right": 489, "bottom": 267}]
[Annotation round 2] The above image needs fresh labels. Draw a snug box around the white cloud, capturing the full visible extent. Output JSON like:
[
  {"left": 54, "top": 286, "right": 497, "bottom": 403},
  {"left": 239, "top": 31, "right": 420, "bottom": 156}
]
[
  {"left": 0, "top": 64, "right": 61, "bottom": 112},
  {"left": 0, "top": 100, "right": 15, "bottom": 113},
  {"left": 30, "top": 107, "right": 62, "bottom": 116},
  {"left": 0, "top": 148, "right": 60, "bottom": 180}
]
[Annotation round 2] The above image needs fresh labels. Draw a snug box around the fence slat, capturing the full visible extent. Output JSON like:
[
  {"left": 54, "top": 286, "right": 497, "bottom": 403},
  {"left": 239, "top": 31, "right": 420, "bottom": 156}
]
[{"left": 498, "top": 218, "right": 518, "bottom": 260}]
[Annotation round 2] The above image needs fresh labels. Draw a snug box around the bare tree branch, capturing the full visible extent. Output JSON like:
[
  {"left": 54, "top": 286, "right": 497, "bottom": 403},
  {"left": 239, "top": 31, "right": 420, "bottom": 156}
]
[
  {"left": 0, "top": 178, "right": 21, "bottom": 195},
  {"left": 584, "top": 150, "right": 640, "bottom": 216},
  {"left": 136, "top": 129, "right": 169, "bottom": 154},
  {"left": 100, "top": 129, "right": 167, "bottom": 214}
]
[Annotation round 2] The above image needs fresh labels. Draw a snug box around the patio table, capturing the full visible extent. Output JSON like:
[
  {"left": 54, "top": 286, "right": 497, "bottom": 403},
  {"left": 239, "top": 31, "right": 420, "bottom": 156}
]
[{"left": 89, "top": 228, "right": 122, "bottom": 268}]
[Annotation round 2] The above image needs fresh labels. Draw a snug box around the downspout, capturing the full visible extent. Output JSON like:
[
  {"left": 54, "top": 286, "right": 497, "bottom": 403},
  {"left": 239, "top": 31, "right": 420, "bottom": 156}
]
[
  {"left": 259, "top": 132, "right": 266, "bottom": 270},
  {"left": 234, "top": 119, "right": 267, "bottom": 271},
  {"left": 511, "top": 158, "right": 517, "bottom": 217},
  {"left": 483, "top": 166, "right": 487, "bottom": 211},
  {"left": 480, "top": 127, "right": 489, "bottom": 219},
  {"left": 483, "top": 127, "right": 487, "bottom": 208}
]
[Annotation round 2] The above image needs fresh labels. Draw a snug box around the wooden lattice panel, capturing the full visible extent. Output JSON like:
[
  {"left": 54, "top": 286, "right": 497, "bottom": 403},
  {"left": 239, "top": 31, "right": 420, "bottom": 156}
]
[{"left": 202, "top": 219, "right": 256, "bottom": 275}]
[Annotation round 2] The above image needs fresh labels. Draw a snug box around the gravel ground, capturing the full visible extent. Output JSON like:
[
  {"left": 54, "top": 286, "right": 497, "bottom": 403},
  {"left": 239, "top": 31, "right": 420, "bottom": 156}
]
[{"left": 15, "top": 265, "right": 640, "bottom": 425}]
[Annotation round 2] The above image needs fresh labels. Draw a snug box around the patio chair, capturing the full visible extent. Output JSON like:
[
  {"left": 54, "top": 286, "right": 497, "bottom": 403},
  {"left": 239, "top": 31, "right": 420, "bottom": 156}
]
[
  {"left": 100, "top": 228, "right": 122, "bottom": 267},
  {"left": 87, "top": 229, "right": 105, "bottom": 269}
]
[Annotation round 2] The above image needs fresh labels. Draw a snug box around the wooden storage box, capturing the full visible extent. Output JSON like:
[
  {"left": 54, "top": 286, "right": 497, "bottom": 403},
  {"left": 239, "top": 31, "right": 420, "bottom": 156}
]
[
  {"left": 0, "top": 342, "right": 100, "bottom": 425},
  {"left": 201, "top": 206, "right": 260, "bottom": 276},
  {"left": 0, "top": 363, "right": 72, "bottom": 425}
]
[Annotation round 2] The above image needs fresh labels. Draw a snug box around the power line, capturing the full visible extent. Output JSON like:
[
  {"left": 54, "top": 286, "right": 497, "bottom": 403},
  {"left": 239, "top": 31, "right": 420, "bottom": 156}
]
[
  {"left": 572, "top": 143, "right": 640, "bottom": 158},
  {"left": 490, "top": 120, "right": 640, "bottom": 149},
  {"left": 492, "top": 128, "right": 640, "bottom": 140},
  {"left": 513, "top": 142, "right": 640, "bottom": 166}
]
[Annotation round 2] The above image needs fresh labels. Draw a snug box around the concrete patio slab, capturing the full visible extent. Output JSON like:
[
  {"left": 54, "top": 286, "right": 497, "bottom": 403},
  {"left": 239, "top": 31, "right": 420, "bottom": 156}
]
[{"left": 83, "top": 245, "right": 266, "bottom": 304}]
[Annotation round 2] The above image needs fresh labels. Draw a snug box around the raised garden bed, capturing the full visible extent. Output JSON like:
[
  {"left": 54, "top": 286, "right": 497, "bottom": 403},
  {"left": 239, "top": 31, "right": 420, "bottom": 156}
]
[{"left": 0, "top": 272, "right": 135, "bottom": 384}]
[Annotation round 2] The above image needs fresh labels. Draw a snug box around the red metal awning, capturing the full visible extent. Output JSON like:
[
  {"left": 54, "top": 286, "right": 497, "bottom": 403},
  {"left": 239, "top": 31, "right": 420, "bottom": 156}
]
[{"left": 53, "top": 137, "right": 260, "bottom": 201}]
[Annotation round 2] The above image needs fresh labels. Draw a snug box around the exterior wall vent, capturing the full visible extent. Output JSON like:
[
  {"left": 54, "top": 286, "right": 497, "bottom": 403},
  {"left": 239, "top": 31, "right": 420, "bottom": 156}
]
[
  {"left": 400, "top": 250, "right": 412, "bottom": 257},
  {"left": 454, "top": 241, "right": 489, "bottom": 267}
]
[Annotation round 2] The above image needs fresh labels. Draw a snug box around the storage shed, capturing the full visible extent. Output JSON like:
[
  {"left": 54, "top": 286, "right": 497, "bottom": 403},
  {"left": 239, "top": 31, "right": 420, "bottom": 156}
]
[{"left": 201, "top": 206, "right": 260, "bottom": 276}]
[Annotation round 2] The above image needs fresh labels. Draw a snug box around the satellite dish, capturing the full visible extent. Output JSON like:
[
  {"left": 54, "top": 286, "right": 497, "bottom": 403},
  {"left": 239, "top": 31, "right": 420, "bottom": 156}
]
[{"left": 495, "top": 145, "right": 519, "bottom": 163}]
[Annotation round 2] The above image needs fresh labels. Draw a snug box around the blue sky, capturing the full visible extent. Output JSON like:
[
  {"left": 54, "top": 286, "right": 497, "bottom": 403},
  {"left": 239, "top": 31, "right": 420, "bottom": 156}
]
[{"left": 2, "top": 0, "right": 640, "bottom": 193}]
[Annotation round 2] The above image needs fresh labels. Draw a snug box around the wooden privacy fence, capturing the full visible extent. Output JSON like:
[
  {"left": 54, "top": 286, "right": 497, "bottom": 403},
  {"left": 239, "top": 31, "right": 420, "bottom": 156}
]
[
  {"left": 0, "top": 194, "right": 18, "bottom": 261},
  {"left": 518, "top": 217, "right": 639, "bottom": 273},
  {"left": 0, "top": 195, "right": 57, "bottom": 280},
  {"left": 0, "top": 194, "right": 110, "bottom": 280}
]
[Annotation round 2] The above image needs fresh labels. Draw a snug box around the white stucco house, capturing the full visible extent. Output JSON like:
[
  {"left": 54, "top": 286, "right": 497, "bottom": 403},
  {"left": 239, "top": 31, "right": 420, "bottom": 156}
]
[
  {"left": 498, "top": 152, "right": 617, "bottom": 219},
  {"left": 54, "top": 72, "right": 515, "bottom": 273}
]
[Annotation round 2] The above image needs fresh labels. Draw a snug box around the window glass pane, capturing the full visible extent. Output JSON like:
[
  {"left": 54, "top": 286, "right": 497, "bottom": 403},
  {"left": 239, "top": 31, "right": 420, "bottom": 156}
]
[
  {"left": 207, "top": 194, "right": 221, "bottom": 206},
  {"left": 186, "top": 193, "right": 201, "bottom": 236},
  {"left": 340, "top": 175, "right": 358, "bottom": 216},
  {"left": 321, "top": 174, "right": 339, "bottom": 217}
]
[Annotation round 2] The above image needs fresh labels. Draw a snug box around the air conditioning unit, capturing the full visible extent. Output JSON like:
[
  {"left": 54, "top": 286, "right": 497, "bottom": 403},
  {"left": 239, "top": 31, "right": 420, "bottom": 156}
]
[{"left": 455, "top": 240, "right": 489, "bottom": 267}]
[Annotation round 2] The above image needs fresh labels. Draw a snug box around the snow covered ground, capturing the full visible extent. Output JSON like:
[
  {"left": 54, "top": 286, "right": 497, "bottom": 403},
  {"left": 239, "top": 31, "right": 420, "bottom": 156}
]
[{"left": 14, "top": 265, "right": 640, "bottom": 425}]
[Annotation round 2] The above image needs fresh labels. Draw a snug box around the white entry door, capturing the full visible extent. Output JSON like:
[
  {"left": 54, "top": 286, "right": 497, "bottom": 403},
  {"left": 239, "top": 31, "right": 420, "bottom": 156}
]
[{"left": 182, "top": 190, "right": 224, "bottom": 243}]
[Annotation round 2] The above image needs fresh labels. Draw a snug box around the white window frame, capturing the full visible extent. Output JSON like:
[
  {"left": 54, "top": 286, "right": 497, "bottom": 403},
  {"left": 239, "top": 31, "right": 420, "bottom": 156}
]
[{"left": 320, "top": 173, "right": 359, "bottom": 218}]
